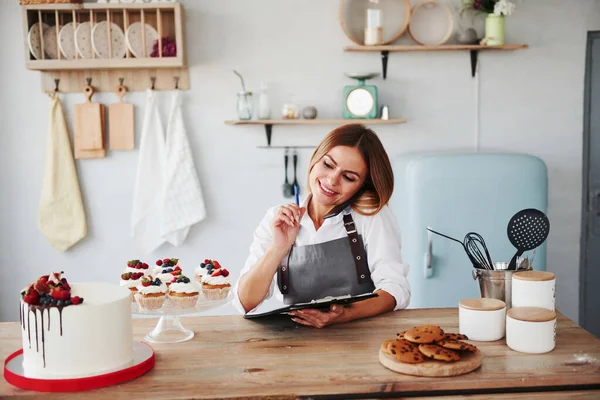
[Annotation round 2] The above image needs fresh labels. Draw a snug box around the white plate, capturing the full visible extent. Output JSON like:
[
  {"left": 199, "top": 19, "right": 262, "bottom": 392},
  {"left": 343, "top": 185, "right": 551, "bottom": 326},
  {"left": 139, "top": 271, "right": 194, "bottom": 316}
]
[
  {"left": 408, "top": 0, "right": 454, "bottom": 46},
  {"left": 125, "top": 22, "right": 158, "bottom": 58},
  {"left": 58, "top": 22, "right": 77, "bottom": 59},
  {"left": 91, "top": 21, "right": 127, "bottom": 59},
  {"left": 75, "top": 22, "right": 94, "bottom": 58},
  {"left": 43, "top": 26, "right": 59, "bottom": 59},
  {"left": 27, "top": 22, "right": 49, "bottom": 60}
]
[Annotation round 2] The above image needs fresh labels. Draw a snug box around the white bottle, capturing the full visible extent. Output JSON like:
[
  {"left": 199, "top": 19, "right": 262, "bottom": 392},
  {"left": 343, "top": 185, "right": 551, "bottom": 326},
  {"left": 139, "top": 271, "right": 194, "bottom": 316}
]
[{"left": 258, "top": 81, "right": 271, "bottom": 120}]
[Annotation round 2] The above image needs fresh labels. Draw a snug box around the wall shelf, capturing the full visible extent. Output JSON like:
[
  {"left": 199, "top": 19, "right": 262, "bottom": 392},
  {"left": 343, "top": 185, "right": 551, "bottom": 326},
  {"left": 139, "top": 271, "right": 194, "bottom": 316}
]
[
  {"left": 224, "top": 118, "right": 407, "bottom": 147},
  {"left": 21, "top": 2, "right": 188, "bottom": 92},
  {"left": 344, "top": 44, "right": 529, "bottom": 78}
]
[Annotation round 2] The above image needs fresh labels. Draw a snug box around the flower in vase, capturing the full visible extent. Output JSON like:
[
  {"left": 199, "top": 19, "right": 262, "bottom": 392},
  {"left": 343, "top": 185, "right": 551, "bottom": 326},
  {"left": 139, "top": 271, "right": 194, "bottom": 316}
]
[
  {"left": 461, "top": 0, "right": 516, "bottom": 16},
  {"left": 494, "top": 0, "right": 516, "bottom": 16}
]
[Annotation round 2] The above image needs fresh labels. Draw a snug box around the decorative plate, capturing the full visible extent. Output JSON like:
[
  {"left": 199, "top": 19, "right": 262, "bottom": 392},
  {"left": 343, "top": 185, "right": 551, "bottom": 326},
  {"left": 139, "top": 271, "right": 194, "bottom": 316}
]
[
  {"left": 58, "top": 22, "right": 77, "bottom": 59},
  {"left": 75, "top": 22, "right": 93, "bottom": 58},
  {"left": 125, "top": 22, "right": 158, "bottom": 58},
  {"left": 43, "top": 26, "right": 59, "bottom": 59},
  {"left": 27, "top": 22, "right": 49, "bottom": 60},
  {"left": 408, "top": 0, "right": 454, "bottom": 46},
  {"left": 91, "top": 21, "right": 127, "bottom": 59},
  {"left": 339, "top": 0, "right": 411, "bottom": 45}
]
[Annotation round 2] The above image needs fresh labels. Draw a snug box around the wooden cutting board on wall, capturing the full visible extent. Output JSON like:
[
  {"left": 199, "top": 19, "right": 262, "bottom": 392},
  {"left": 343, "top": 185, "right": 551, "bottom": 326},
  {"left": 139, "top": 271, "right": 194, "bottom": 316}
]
[
  {"left": 108, "top": 82, "right": 135, "bottom": 150},
  {"left": 74, "top": 84, "right": 106, "bottom": 159}
]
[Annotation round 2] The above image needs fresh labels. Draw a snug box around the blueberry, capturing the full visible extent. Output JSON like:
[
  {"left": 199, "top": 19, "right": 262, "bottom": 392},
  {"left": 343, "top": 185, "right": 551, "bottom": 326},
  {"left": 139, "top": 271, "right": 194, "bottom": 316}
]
[
  {"left": 167, "top": 268, "right": 173, "bottom": 273},
  {"left": 200, "top": 263, "right": 205, "bottom": 268},
  {"left": 183, "top": 278, "right": 190, "bottom": 283},
  {"left": 57, "top": 300, "right": 64, "bottom": 307},
  {"left": 65, "top": 300, "right": 72, "bottom": 306},
  {"left": 79, "top": 298, "right": 84, "bottom": 304}
]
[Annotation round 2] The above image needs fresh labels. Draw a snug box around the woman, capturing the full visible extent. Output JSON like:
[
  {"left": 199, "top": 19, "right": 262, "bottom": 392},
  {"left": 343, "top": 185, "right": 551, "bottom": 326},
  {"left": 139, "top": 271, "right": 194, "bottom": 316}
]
[{"left": 232, "top": 124, "right": 410, "bottom": 328}]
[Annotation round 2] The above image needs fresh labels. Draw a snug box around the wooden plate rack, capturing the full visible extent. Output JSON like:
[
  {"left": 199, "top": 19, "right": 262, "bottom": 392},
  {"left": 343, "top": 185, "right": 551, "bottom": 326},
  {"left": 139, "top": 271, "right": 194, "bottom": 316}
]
[{"left": 21, "top": 2, "right": 188, "bottom": 92}]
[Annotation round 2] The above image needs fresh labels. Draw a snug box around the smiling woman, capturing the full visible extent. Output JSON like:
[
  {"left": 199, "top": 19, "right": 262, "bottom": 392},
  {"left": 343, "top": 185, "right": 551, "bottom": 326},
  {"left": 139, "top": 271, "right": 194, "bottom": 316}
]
[{"left": 233, "top": 124, "right": 411, "bottom": 328}]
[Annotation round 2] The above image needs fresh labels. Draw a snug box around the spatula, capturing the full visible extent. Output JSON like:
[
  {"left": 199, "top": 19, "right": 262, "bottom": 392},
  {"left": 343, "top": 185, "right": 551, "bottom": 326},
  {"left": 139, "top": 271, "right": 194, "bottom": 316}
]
[{"left": 506, "top": 208, "right": 550, "bottom": 270}]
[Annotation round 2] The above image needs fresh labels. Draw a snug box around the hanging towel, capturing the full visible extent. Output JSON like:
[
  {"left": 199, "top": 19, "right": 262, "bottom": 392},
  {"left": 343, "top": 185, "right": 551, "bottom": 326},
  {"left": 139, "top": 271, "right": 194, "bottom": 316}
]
[
  {"left": 131, "top": 90, "right": 167, "bottom": 252},
  {"left": 38, "top": 95, "right": 87, "bottom": 252},
  {"left": 160, "top": 91, "right": 207, "bottom": 246}
]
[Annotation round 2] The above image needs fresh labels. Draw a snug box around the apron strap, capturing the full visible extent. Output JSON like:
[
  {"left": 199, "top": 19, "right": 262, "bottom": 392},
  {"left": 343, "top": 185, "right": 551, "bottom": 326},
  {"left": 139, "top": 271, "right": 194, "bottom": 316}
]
[
  {"left": 278, "top": 247, "right": 291, "bottom": 294},
  {"left": 343, "top": 214, "right": 370, "bottom": 284}
]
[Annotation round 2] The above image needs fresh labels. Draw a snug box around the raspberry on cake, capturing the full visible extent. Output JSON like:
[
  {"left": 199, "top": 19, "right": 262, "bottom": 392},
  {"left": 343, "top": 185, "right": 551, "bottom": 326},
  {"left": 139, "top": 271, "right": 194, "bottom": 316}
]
[
  {"left": 200, "top": 260, "right": 231, "bottom": 300},
  {"left": 135, "top": 277, "right": 168, "bottom": 310},
  {"left": 120, "top": 271, "right": 145, "bottom": 301},
  {"left": 20, "top": 272, "right": 134, "bottom": 379},
  {"left": 124, "top": 259, "right": 150, "bottom": 275},
  {"left": 168, "top": 275, "right": 200, "bottom": 308}
]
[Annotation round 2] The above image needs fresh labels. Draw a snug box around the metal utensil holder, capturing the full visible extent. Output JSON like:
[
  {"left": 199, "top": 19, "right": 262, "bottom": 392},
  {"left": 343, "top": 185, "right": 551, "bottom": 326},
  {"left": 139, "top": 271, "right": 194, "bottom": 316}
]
[{"left": 472, "top": 262, "right": 532, "bottom": 308}]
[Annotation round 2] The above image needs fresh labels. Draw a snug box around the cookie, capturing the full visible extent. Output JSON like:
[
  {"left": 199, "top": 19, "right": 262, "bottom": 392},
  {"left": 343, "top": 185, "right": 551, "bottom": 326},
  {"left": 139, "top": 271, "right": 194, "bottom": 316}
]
[
  {"left": 381, "top": 339, "right": 397, "bottom": 355},
  {"left": 444, "top": 332, "right": 469, "bottom": 341},
  {"left": 436, "top": 339, "right": 478, "bottom": 353},
  {"left": 396, "top": 330, "right": 407, "bottom": 339},
  {"left": 404, "top": 325, "right": 445, "bottom": 344},
  {"left": 418, "top": 344, "right": 461, "bottom": 362},
  {"left": 388, "top": 339, "right": 417, "bottom": 355},
  {"left": 390, "top": 346, "right": 426, "bottom": 364}
]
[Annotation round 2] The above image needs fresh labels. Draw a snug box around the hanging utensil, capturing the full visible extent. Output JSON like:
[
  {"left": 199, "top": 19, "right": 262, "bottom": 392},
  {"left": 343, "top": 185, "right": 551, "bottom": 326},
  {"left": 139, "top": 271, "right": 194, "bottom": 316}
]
[
  {"left": 506, "top": 208, "right": 550, "bottom": 270},
  {"left": 282, "top": 149, "right": 294, "bottom": 198},
  {"left": 292, "top": 149, "right": 300, "bottom": 202},
  {"left": 108, "top": 78, "right": 135, "bottom": 150},
  {"left": 73, "top": 79, "right": 106, "bottom": 159}
]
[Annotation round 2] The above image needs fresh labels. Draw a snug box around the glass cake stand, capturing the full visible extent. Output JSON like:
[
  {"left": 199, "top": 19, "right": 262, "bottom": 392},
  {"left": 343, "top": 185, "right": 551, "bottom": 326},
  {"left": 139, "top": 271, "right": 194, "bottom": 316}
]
[{"left": 131, "top": 292, "right": 233, "bottom": 344}]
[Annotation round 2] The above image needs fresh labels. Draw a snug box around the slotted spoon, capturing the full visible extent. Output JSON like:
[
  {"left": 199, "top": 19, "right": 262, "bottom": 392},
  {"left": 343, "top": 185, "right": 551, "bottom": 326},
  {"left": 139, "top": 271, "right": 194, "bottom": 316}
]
[{"left": 506, "top": 208, "right": 550, "bottom": 270}]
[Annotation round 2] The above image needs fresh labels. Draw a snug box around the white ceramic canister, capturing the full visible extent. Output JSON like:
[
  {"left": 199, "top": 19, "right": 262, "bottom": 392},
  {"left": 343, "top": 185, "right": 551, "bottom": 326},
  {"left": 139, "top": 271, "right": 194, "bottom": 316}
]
[
  {"left": 459, "top": 298, "right": 506, "bottom": 341},
  {"left": 506, "top": 307, "right": 557, "bottom": 354},
  {"left": 512, "top": 270, "right": 556, "bottom": 311}
]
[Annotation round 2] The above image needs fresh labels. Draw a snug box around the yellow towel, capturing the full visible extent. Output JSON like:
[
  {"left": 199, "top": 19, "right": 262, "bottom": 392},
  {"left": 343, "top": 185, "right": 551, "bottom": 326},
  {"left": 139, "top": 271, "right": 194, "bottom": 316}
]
[{"left": 38, "top": 95, "right": 87, "bottom": 251}]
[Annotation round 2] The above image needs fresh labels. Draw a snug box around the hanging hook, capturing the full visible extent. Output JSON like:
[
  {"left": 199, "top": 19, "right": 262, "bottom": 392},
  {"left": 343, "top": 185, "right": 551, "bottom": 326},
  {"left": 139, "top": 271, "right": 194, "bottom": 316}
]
[
  {"left": 174, "top": 76, "right": 179, "bottom": 90},
  {"left": 150, "top": 76, "right": 156, "bottom": 90},
  {"left": 118, "top": 77, "right": 124, "bottom": 86},
  {"left": 86, "top": 77, "right": 92, "bottom": 86},
  {"left": 54, "top": 78, "right": 60, "bottom": 93}
]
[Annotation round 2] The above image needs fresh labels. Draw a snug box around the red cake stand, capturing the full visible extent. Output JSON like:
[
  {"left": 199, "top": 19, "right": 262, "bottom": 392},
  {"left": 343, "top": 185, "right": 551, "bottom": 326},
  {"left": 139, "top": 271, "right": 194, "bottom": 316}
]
[{"left": 4, "top": 341, "right": 154, "bottom": 392}]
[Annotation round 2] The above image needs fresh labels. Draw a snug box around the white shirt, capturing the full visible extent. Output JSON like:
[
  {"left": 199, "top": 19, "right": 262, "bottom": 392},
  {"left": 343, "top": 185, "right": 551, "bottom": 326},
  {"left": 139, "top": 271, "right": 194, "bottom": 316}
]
[{"left": 231, "top": 197, "right": 411, "bottom": 314}]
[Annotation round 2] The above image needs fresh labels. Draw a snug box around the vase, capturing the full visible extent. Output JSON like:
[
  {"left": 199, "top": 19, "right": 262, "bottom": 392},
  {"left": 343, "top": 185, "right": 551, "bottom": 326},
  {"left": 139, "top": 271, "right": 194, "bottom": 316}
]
[{"left": 485, "top": 14, "right": 505, "bottom": 46}]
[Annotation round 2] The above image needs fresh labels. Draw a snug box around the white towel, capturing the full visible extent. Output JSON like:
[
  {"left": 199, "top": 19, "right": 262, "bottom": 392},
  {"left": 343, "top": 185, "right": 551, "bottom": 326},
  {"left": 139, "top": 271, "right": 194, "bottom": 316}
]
[
  {"left": 131, "top": 90, "right": 167, "bottom": 252},
  {"left": 38, "top": 95, "right": 87, "bottom": 251},
  {"left": 160, "top": 91, "right": 206, "bottom": 246}
]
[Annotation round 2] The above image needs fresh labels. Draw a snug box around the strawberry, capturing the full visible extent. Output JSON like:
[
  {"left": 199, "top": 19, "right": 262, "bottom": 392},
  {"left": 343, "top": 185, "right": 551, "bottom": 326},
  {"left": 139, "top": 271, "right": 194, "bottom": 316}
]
[
  {"left": 141, "top": 278, "right": 152, "bottom": 287},
  {"left": 34, "top": 279, "right": 50, "bottom": 294},
  {"left": 142, "top": 263, "right": 149, "bottom": 269},
  {"left": 174, "top": 266, "right": 182, "bottom": 272},
  {"left": 71, "top": 296, "right": 81, "bottom": 305},
  {"left": 24, "top": 290, "right": 40, "bottom": 305},
  {"left": 170, "top": 271, "right": 180, "bottom": 276},
  {"left": 221, "top": 269, "right": 229, "bottom": 277},
  {"left": 211, "top": 269, "right": 222, "bottom": 277},
  {"left": 51, "top": 287, "right": 63, "bottom": 300},
  {"left": 213, "top": 261, "right": 221, "bottom": 269},
  {"left": 156, "top": 259, "right": 162, "bottom": 266},
  {"left": 121, "top": 272, "right": 132, "bottom": 280},
  {"left": 62, "top": 282, "right": 71, "bottom": 291},
  {"left": 171, "top": 278, "right": 177, "bottom": 283},
  {"left": 170, "top": 258, "right": 179, "bottom": 264},
  {"left": 204, "top": 259, "right": 211, "bottom": 264},
  {"left": 60, "top": 290, "right": 71, "bottom": 301},
  {"left": 41, "top": 275, "right": 49, "bottom": 282}
]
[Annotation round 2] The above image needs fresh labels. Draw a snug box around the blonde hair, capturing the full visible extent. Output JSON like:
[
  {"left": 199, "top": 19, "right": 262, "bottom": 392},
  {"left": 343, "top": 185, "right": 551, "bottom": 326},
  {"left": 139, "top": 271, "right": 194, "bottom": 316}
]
[{"left": 307, "top": 124, "right": 394, "bottom": 216}]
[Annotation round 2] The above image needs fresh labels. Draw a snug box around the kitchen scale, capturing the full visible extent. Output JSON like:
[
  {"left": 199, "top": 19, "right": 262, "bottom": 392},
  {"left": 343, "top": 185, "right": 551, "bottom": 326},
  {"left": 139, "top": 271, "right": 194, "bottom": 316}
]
[{"left": 343, "top": 72, "right": 379, "bottom": 119}]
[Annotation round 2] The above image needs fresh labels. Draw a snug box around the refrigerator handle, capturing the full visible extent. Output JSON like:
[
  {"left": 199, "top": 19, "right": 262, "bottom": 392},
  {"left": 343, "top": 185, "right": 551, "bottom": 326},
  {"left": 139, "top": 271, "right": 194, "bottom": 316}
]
[{"left": 424, "top": 227, "right": 433, "bottom": 279}]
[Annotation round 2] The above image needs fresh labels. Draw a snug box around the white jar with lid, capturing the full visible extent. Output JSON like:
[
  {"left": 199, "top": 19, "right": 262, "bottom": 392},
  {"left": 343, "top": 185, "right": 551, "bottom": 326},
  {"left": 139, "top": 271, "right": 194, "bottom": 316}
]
[
  {"left": 459, "top": 298, "right": 506, "bottom": 341},
  {"left": 512, "top": 270, "right": 556, "bottom": 311},
  {"left": 506, "top": 307, "right": 557, "bottom": 354}
]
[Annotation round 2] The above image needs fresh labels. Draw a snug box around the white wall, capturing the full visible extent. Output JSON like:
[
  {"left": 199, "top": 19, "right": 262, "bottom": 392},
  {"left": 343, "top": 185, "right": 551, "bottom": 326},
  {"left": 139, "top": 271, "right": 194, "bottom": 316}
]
[{"left": 1, "top": 0, "right": 598, "bottom": 323}]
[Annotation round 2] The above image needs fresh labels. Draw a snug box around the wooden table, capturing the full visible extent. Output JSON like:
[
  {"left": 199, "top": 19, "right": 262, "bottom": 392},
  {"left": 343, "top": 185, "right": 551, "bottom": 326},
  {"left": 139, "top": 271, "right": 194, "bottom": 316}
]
[{"left": 1, "top": 308, "right": 599, "bottom": 399}]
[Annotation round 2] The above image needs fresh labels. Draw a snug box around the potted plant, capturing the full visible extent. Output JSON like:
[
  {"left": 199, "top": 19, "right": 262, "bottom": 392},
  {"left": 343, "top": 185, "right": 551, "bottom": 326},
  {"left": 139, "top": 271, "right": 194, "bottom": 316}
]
[{"left": 461, "top": 0, "right": 516, "bottom": 46}]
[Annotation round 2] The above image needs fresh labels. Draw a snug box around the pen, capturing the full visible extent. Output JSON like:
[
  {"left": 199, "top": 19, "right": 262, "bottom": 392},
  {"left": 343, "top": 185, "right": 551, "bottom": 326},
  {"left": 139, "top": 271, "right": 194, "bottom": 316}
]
[{"left": 294, "top": 183, "right": 299, "bottom": 206}]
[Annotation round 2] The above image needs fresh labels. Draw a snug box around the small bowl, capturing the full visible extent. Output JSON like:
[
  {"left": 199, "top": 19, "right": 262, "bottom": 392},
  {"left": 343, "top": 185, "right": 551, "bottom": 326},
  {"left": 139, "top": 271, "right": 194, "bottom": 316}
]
[{"left": 459, "top": 298, "right": 506, "bottom": 341}]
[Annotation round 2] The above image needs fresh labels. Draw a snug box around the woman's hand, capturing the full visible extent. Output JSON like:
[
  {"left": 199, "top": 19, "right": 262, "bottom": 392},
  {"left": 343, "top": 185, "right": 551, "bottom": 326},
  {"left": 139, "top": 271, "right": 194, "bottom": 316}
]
[
  {"left": 289, "top": 304, "right": 345, "bottom": 328},
  {"left": 271, "top": 204, "right": 306, "bottom": 252}
]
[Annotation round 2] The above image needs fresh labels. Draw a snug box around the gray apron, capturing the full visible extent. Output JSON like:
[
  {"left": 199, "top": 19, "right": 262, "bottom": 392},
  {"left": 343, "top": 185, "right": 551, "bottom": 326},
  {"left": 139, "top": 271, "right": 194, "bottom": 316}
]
[{"left": 277, "top": 214, "right": 375, "bottom": 305}]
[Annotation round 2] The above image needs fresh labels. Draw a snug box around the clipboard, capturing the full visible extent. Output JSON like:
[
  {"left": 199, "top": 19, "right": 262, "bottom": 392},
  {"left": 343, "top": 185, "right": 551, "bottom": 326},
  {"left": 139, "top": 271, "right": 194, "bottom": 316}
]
[{"left": 243, "top": 292, "right": 378, "bottom": 319}]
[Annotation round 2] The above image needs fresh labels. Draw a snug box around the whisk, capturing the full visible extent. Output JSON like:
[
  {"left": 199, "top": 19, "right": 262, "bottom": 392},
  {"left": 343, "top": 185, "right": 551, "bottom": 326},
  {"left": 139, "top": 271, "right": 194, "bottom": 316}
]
[{"left": 427, "top": 228, "right": 495, "bottom": 270}]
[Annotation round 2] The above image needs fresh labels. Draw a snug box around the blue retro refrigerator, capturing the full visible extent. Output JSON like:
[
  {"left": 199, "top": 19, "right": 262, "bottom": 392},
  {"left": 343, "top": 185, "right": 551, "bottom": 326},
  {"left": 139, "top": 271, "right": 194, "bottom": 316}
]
[{"left": 389, "top": 153, "right": 548, "bottom": 309}]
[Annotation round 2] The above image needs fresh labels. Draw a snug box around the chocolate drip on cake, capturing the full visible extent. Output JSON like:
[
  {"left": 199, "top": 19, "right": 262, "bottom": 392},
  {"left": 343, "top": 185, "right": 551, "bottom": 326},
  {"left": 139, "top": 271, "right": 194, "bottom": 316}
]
[
  {"left": 27, "top": 308, "right": 31, "bottom": 349},
  {"left": 58, "top": 307, "right": 63, "bottom": 336},
  {"left": 33, "top": 308, "right": 39, "bottom": 352},
  {"left": 40, "top": 309, "right": 46, "bottom": 367},
  {"left": 24, "top": 304, "right": 65, "bottom": 368}
]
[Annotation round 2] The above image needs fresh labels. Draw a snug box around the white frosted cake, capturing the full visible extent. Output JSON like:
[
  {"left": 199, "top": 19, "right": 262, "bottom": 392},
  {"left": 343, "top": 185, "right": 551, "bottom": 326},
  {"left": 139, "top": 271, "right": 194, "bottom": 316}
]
[{"left": 20, "top": 273, "right": 134, "bottom": 379}]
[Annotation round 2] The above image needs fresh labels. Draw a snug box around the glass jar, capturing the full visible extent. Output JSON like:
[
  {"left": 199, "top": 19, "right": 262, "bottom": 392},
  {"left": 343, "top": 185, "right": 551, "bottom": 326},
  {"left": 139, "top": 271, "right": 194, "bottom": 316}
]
[
  {"left": 237, "top": 91, "right": 253, "bottom": 120},
  {"left": 281, "top": 103, "right": 299, "bottom": 119}
]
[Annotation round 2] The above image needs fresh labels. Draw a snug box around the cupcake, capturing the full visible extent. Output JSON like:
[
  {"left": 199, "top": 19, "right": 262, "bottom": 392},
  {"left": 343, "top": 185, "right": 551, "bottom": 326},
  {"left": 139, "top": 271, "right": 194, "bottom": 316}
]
[
  {"left": 195, "top": 259, "right": 221, "bottom": 282},
  {"left": 168, "top": 275, "right": 200, "bottom": 308},
  {"left": 124, "top": 259, "right": 151, "bottom": 276},
  {"left": 201, "top": 261, "right": 231, "bottom": 300},
  {"left": 134, "top": 277, "right": 168, "bottom": 310},
  {"left": 120, "top": 271, "right": 145, "bottom": 301}
]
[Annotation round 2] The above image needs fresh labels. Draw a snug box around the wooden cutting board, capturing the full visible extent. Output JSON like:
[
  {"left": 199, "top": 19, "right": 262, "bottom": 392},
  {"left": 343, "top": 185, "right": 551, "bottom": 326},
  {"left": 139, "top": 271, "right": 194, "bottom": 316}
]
[
  {"left": 108, "top": 83, "right": 135, "bottom": 150},
  {"left": 74, "top": 84, "right": 106, "bottom": 159},
  {"left": 378, "top": 348, "right": 483, "bottom": 377}
]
